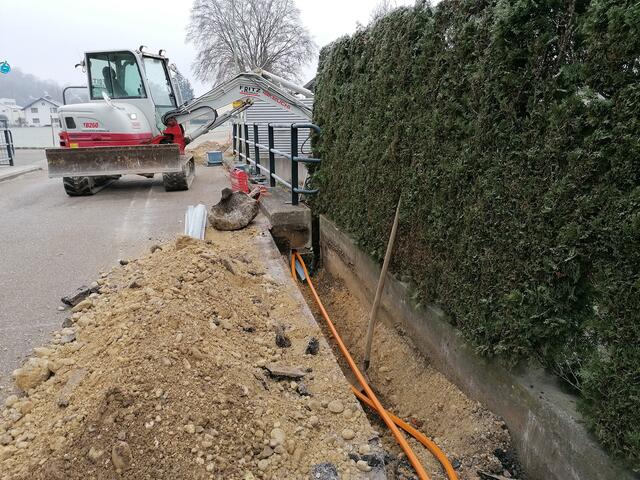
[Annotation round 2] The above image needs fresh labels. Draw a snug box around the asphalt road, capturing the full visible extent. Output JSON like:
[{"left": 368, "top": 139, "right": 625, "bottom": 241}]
[{"left": 0, "top": 149, "right": 230, "bottom": 399}]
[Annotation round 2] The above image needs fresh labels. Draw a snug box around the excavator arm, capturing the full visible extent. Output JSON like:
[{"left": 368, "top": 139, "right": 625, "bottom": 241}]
[
  {"left": 165, "top": 70, "right": 313, "bottom": 144},
  {"left": 180, "top": 99, "right": 253, "bottom": 144}
]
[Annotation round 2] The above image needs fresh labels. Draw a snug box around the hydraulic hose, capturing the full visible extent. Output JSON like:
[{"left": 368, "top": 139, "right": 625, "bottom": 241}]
[{"left": 292, "top": 252, "right": 432, "bottom": 480}]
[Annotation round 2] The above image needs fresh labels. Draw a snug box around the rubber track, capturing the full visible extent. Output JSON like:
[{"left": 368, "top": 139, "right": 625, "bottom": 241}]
[
  {"left": 62, "top": 176, "right": 95, "bottom": 196},
  {"left": 163, "top": 158, "right": 195, "bottom": 191}
]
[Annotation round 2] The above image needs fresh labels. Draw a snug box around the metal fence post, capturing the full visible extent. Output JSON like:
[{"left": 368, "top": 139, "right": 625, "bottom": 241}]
[
  {"left": 244, "top": 124, "right": 250, "bottom": 167},
  {"left": 268, "top": 124, "right": 276, "bottom": 188},
  {"left": 291, "top": 126, "right": 299, "bottom": 205},
  {"left": 253, "top": 124, "right": 260, "bottom": 175},
  {"left": 3, "top": 127, "right": 13, "bottom": 167},
  {"left": 237, "top": 123, "right": 242, "bottom": 162},
  {"left": 232, "top": 123, "right": 237, "bottom": 156}
]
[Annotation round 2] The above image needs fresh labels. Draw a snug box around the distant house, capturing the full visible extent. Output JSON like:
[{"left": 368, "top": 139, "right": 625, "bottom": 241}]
[
  {"left": 22, "top": 96, "right": 61, "bottom": 127},
  {"left": 0, "top": 98, "right": 25, "bottom": 126}
]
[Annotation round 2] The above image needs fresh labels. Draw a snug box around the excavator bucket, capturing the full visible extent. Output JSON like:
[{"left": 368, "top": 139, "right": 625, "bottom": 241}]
[{"left": 45, "top": 144, "right": 182, "bottom": 178}]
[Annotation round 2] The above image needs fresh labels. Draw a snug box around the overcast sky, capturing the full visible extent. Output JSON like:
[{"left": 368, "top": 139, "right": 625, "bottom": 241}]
[{"left": 0, "top": 0, "right": 416, "bottom": 96}]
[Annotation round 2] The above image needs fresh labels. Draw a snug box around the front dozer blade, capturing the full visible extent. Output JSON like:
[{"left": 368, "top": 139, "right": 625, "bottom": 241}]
[{"left": 46, "top": 144, "right": 181, "bottom": 178}]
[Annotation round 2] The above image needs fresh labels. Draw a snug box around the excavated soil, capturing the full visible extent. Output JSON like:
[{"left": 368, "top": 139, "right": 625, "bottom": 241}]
[
  {"left": 187, "top": 140, "right": 231, "bottom": 165},
  {"left": 0, "top": 227, "right": 386, "bottom": 480},
  {"left": 304, "top": 272, "right": 523, "bottom": 480}
]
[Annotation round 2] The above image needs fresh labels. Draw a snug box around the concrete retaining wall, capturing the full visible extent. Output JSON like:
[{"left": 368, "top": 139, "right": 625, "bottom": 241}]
[{"left": 320, "top": 215, "right": 636, "bottom": 480}]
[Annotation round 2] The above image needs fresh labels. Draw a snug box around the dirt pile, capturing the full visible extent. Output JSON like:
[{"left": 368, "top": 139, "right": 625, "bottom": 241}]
[
  {"left": 305, "top": 272, "right": 523, "bottom": 480},
  {"left": 0, "top": 228, "right": 382, "bottom": 480},
  {"left": 187, "top": 140, "right": 231, "bottom": 165}
]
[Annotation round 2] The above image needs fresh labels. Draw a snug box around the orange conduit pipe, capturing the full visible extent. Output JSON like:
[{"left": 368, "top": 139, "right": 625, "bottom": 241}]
[
  {"left": 349, "top": 386, "right": 459, "bottom": 480},
  {"left": 292, "top": 252, "right": 431, "bottom": 480}
]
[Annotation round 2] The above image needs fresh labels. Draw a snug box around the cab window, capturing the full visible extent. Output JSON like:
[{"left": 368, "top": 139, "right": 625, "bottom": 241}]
[
  {"left": 88, "top": 52, "right": 146, "bottom": 100},
  {"left": 142, "top": 57, "right": 176, "bottom": 107}
]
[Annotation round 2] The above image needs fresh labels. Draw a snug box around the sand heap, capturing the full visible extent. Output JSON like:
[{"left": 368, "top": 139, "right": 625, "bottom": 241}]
[
  {"left": 0, "top": 228, "right": 382, "bottom": 480},
  {"left": 187, "top": 140, "right": 231, "bottom": 165}
]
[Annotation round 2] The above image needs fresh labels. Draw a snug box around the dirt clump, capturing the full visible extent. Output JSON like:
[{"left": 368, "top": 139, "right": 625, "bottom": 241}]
[
  {"left": 305, "top": 272, "right": 522, "bottom": 480},
  {"left": 0, "top": 227, "right": 382, "bottom": 480}
]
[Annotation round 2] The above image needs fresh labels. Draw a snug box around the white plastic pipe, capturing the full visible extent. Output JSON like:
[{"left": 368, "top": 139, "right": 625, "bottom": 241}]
[{"left": 184, "top": 204, "right": 207, "bottom": 240}]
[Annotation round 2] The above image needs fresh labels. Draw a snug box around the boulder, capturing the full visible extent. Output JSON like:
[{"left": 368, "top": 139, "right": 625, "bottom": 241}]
[
  {"left": 208, "top": 188, "right": 259, "bottom": 231},
  {"left": 13, "top": 357, "right": 51, "bottom": 391}
]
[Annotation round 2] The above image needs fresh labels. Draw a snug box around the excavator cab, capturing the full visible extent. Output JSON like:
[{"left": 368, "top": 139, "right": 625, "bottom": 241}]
[{"left": 85, "top": 50, "right": 178, "bottom": 135}]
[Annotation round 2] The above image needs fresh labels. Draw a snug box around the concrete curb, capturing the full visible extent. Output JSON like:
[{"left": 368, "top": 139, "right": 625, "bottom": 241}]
[
  {"left": 259, "top": 187, "right": 311, "bottom": 249},
  {"left": 0, "top": 165, "right": 43, "bottom": 183},
  {"left": 320, "top": 214, "right": 637, "bottom": 480}
]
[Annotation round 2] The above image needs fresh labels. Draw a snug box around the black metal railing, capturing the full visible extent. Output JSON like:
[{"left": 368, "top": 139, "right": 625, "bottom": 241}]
[
  {"left": 232, "top": 122, "right": 321, "bottom": 205},
  {"left": 0, "top": 120, "right": 14, "bottom": 166}
]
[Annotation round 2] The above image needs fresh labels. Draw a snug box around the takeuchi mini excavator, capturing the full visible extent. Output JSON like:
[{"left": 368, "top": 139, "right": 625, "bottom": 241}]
[{"left": 45, "top": 47, "right": 314, "bottom": 196}]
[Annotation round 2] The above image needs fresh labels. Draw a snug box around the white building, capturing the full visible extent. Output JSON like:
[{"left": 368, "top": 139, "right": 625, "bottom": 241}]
[
  {"left": 22, "top": 97, "right": 60, "bottom": 126},
  {"left": 0, "top": 98, "right": 25, "bottom": 126}
]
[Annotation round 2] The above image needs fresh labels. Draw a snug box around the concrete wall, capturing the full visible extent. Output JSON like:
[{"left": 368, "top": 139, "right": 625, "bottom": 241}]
[{"left": 320, "top": 215, "right": 637, "bottom": 480}]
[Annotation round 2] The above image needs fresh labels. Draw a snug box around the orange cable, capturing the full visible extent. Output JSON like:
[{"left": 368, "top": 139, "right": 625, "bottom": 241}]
[
  {"left": 292, "top": 251, "right": 431, "bottom": 480},
  {"left": 349, "top": 386, "right": 459, "bottom": 480}
]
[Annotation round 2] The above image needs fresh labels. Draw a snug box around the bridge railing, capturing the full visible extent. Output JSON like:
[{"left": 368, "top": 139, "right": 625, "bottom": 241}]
[
  {"left": 0, "top": 120, "right": 15, "bottom": 166},
  {"left": 232, "top": 122, "right": 321, "bottom": 206}
]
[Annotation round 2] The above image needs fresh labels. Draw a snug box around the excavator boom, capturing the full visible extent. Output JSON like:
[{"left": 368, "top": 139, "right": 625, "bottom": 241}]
[{"left": 166, "top": 70, "right": 312, "bottom": 144}]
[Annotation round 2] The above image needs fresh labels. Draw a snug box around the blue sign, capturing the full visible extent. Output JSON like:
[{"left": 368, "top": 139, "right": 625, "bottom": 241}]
[{"left": 0, "top": 61, "right": 10, "bottom": 74}]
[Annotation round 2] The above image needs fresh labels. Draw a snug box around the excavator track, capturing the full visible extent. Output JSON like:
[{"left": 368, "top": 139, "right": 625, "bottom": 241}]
[
  {"left": 163, "top": 156, "right": 195, "bottom": 192},
  {"left": 62, "top": 175, "right": 118, "bottom": 196}
]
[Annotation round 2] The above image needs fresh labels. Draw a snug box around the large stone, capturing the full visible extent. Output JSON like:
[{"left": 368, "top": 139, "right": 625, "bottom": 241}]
[
  {"left": 48, "top": 357, "right": 76, "bottom": 373},
  {"left": 12, "top": 357, "right": 51, "bottom": 391},
  {"left": 87, "top": 446, "right": 104, "bottom": 463},
  {"left": 269, "top": 428, "right": 286, "bottom": 446},
  {"left": 111, "top": 441, "right": 132, "bottom": 472},
  {"left": 58, "top": 368, "right": 88, "bottom": 407},
  {"left": 61, "top": 285, "right": 98, "bottom": 307},
  {"left": 33, "top": 347, "right": 54, "bottom": 358},
  {"left": 14, "top": 400, "right": 33, "bottom": 415},
  {"left": 327, "top": 400, "right": 344, "bottom": 414},
  {"left": 263, "top": 364, "right": 306, "bottom": 380},
  {"left": 209, "top": 188, "right": 259, "bottom": 231},
  {"left": 72, "top": 299, "right": 93, "bottom": 313}
]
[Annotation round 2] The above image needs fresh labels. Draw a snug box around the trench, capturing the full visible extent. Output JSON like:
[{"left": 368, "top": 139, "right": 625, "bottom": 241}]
[{"left": 299, "top": 269, "right": 525, "bottom": 480}]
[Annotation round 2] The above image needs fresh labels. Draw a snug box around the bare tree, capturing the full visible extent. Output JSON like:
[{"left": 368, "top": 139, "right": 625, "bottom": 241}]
[
  {"left": 370, "top": 0, "right": 398, "bottom": 23},
  {"left": 174, "top": 71, "right": 195, "bottom": 103},
  {"left": 187, "top": 0, "right": 316, "bottom": 85}
]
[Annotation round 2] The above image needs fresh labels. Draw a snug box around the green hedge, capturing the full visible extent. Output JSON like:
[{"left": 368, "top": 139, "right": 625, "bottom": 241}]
[{"left": 310, "top": 0, "right": 640, "bottom": 466}]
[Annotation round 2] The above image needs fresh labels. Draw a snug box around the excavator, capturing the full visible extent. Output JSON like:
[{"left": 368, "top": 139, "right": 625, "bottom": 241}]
[{"left": 45, "top": 47, "right": 313, "bottom": 195}]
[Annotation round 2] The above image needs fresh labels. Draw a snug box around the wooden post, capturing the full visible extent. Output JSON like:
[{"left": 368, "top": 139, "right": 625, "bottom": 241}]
[{"left": 363, "top": 196, "right": 402, "bottom": 370}]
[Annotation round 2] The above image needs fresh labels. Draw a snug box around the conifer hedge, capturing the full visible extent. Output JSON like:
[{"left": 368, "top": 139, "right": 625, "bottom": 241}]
[{"left": 310, "top": 0, "right": 640, "bottom": 465}]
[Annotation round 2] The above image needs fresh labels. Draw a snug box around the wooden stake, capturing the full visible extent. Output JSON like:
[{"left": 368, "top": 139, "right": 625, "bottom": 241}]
[{"left": 364, "top": 196, "right": 402, "bottom": 370}]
